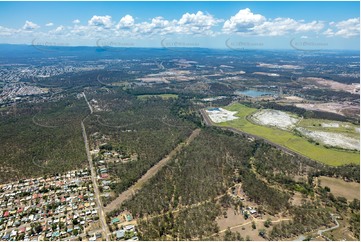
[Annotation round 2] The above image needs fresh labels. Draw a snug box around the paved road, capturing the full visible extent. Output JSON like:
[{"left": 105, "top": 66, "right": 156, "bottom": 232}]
[
  {"left": 294, "top": 214, "right": 340, "bottom": 241},
  {"left": 200, "top": 108, "right": 319, "bottom": 165},
  {"left": 104, "top": 128, "right": 201, "bottom": 213},
  {"left": 83, "top": 92, "right": 93, "bottom": 114},
  {"left": 82, "top": 92, "right": 110, "bottom": 240},
  {"left": 317, "top": 214, "right": 340, "bottom": 237}
]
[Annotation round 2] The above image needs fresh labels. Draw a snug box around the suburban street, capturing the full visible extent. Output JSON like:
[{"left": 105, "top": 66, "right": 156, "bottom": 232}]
[{"left": 82, "top": 93, "right": 110, "bottom": 240}]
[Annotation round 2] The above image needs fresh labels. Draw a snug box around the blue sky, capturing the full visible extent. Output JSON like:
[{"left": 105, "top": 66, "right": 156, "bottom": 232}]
[{"left": 0, "top": 1, "right": 359, "bottom": 49}]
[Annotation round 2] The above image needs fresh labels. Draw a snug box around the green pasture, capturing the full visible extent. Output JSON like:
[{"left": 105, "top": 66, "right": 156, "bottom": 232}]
[{"left": 216, "top": 103, "right": 359, "bottom": 166}]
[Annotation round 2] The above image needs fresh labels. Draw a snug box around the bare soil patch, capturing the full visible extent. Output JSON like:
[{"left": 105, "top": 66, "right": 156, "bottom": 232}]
[
  {"left": 251, "top": 109, "right": 300, "bottom": 130},
  {"left": 300, "top": 77, "right": 359, "bottom": 94},
  {"left": 296, "top": 127, "right": 359, "bottom": 151},
  {"left": 319, "top": 176, "right": 360, "bottom": 201},
  {"left": 295, "top": 102, "right": 360, "bottom": 117}
]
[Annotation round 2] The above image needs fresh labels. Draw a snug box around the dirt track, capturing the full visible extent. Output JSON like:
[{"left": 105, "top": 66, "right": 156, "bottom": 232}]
[{"left": 104, "top": 128, "right": 201, "bottom": 213}]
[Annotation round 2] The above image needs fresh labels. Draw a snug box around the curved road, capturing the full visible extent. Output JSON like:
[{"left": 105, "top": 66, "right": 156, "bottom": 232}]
[
  {"left": 294, "top": 214, "right": 340, "bottom": 241},
  {"left": 317, "top": 214, "right": 340, "bottom": 237}
]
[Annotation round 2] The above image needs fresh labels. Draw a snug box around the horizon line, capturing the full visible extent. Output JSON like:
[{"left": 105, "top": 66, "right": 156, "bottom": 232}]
[{"left": 0, "top": 43, "right": 360, "bottom": 52}]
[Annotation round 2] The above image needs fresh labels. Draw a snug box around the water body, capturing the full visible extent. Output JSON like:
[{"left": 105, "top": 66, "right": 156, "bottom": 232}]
[
  {"left": 207, "top": 107, "right": 221, "bottom": 111},
  {"left": 236, "top": 90, "right": 276, "bottom": 97}
]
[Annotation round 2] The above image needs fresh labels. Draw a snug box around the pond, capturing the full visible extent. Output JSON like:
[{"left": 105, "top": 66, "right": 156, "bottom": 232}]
[{"left": 235, "top": 89, "right": 276, "bottom": 97}]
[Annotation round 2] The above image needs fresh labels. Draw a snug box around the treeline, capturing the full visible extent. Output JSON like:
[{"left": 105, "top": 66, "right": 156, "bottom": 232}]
[
  {"left": 240, "top": 170, "right": 290, "bottom": 213},
  {"left": 253, "top": 143, "right": 308, "bottom": 179},
  {"left": 310, "top": 164, "right": 360, "bottom": 182}
]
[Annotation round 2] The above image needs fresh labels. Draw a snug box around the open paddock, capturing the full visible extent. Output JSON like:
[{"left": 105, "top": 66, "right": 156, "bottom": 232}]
[{"left": 319, "top": 176, "right": 360, "bottom": 201}]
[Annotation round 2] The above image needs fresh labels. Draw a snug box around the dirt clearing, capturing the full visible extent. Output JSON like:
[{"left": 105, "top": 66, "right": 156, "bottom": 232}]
[
  {"left": 206, "top": 108, "right": 239, "bottom": 123},
  {"left": 251, "top": 109, "right": 300, "bottom": 130},
  {"left": 295, "top": 102, "right": 360, "bottom": 117},
  {"left": 296, "top": 127, "right": 359, "bottom": 151},
  {"left": 319, "top": 176, "right": 360, "bottom": 201}
]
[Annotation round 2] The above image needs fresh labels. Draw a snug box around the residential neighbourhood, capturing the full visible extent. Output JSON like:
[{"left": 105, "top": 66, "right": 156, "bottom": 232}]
[
  {"left": 90, "top": 142, "right": 139, "bottom": 207},
  {"left": 0, "top": 169, "right": 104, "bottom": 241},
  {"left": 0, "top": 163, "right": 139, "bottom": 242}
]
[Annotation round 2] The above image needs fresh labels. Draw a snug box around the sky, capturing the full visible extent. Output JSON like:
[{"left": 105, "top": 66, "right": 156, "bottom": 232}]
[{"left": 0, "top": 1, "right": 359, "bottom": 50}]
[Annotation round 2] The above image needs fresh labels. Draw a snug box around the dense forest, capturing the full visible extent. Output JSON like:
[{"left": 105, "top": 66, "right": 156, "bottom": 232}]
[
  {"left": 118, "top": 128, "right": 254, "bottom": 217},
  {"left": 0, "top": 95, "right": 89, "bottom": 183},
  {"left": 85, "top": 90, "right": 197, "bottom": 198}
]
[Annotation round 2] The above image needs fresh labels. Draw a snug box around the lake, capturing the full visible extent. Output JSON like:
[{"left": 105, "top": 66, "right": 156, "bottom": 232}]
[{"left": 235, "top": 90, "right": 276, "bottom": 97}]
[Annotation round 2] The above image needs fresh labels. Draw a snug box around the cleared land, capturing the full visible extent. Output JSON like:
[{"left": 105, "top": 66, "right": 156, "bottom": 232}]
[
  {"left": 295, "top": 102, "right": 360, "bottom": 117},
  {"left": 319, "top": 176, "right": 360, "bottom": 201},
  {"left": 250, "top": 109, "right": 300, "bottom": 130},
  {"left": 206, "top": 108, "right": 239, "bottom": 123},
  {"left": 298, "top": 118, "right": 359, "bottom": 138},
  {"left": 300, "top": 77, "right": 359, "bottom": 94},
  {"left": 296, "top": 127, "right": 359, "bottom": 151},
  {"left": 215, "top": 103, "right": 359, "bottom": 166}
]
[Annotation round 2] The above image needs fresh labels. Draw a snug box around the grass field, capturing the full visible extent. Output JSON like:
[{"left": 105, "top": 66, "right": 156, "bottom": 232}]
[
  {"left": 137, "top": 94, "right": 179, "bottom": 100},
  {"left": 216, "top": 103, "right": 359, "bottom": 166},
  {"left": 319, "top": 176, "right": 360, "bottom": 201}
]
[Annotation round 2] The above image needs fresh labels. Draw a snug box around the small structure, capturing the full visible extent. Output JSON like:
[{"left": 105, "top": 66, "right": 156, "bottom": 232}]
[
  {"left": 115, "top": 230, "right": 125, "bottom": 240},
  {"left": 111, "top": 217, "right": 120, "bottom": 225},
  {"left": 249, "top": 209, "right": 257, "bottom": 214}
]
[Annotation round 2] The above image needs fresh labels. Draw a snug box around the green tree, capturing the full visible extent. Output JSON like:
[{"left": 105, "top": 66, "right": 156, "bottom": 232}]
[
  {"left": 252, "top": 221, "right": 256, "bottom": 230},
  {"left": 264, "top": 218, "right": 272, "bottom": 228}
]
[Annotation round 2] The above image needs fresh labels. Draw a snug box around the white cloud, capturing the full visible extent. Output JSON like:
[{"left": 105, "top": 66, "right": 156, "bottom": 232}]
[
  {"left": 117, "top": 15, "right": 135, "bottom": 29},
  {"left": 323, "top": 28, "right": 335, "bottom": 37},
  {"left": 295, "top": 20, "right": 324, "bottom": 32},
  {"left": 223, "top": 8, "right": 324, "bottom": 36},
  {"left": 177, "top": 11, "right": 221, "bottom": 35},
  {"left": 223, "top": 8, "right": 266, "bottom": 33},
  {"left": 134, "top": 17, "right": 172, "bottom": 35},
  {"left": 131, "top": 11, "right": 220, "bottom": 36},
  {"left": 252, "top": 18, "right": 324, "bottom": 36},
  {"left": 46, "top": 25, "right": 68, "bottom": 37},
  {"left": 325, "top": 18, "right": 360, "bottom": 38},
  {"left": 178, "top": 11, "right": 219, "bottom": 27},
  {"left": 0, "top": 10, "right": 357, "bottom": 44},
  {"left": 88, "top": 15, "right": 112, "bottom": 28},
  {"left": 54, "top": 25, "right": 65, "bottom": 33},
  {"left": 0, "top": 26, "right": 17, "bottom": 36},
  {"left": 22, "top": 20, "right": 39, "bottom": 31}
]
